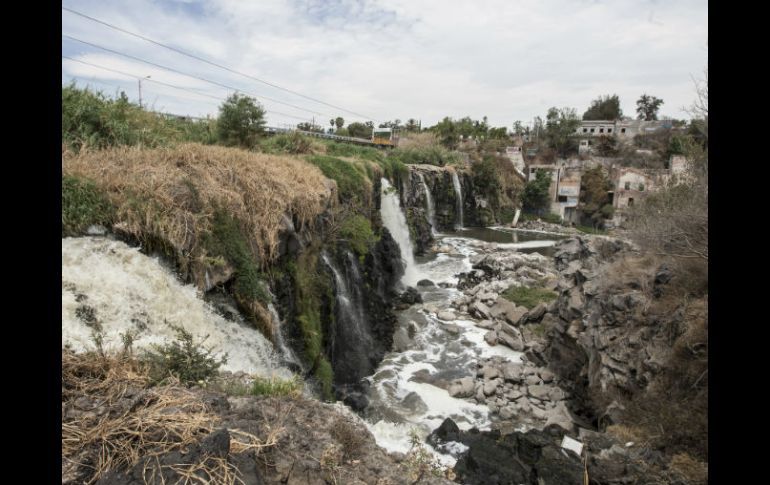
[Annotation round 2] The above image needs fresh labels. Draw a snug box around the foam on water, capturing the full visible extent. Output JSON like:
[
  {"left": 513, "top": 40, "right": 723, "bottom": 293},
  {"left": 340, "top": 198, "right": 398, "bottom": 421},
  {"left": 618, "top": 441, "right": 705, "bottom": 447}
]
[{"left": 62, "top": 236, "right": 289, "bottom": 377}]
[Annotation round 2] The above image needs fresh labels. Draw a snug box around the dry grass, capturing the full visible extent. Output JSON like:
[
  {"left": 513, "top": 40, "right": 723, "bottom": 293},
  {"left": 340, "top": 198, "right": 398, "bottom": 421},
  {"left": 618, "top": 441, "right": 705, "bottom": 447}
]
[
  {"left": 595, "top": 254, "right": 660, "bottom": 295},
  {"left": 62, "top": 143, "right": 331, "bottom": 265},
  {"left": 62, "top": 350, "right": 280, "bottom": 484},
  {"left": 397, "top": 132, "right": 440, "bottom": 149},
  {"left": 668, "top": 453, "right": 708, "bottom": 484}
]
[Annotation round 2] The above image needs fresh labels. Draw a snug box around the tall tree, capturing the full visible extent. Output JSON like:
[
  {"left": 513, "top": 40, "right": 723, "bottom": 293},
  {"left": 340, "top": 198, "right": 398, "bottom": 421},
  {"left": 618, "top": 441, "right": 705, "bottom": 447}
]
[
  {"left": 217, "top": 93, "right": 266, "bottom": 148},
  {"left": 545, "top": 107, "right": 580, "bottom": 157},
  {"left": 405, "top": 118, "right": 419, "bottom": 132},
  {"left": 347, "top": 122, "right": 373, "bottom": 139},
  {"left": 522, "top": 169, "right": 552, "bottom": 214},
  {"left": 431, "top": 117, "right": 460, "bottom": 149},
  {"left": 583, "top": 94, "right": 623, "bottom": 120},
  {"left": 579, "top": 166, "right": 614, "bottom": 227},
  {"left": 335, "top": 117, "right": 344, "bottom": 129},
  {"left": 636, "top": 94, "right": 664, "bottom": 121}
]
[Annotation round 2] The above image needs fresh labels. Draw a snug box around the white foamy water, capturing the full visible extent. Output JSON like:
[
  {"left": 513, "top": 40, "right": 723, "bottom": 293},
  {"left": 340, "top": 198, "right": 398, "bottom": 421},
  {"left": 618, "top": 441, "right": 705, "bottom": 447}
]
[
  {"left": 62, "top": 236, "right": 289, "bottom": 377},
  {"left": 451, "top": 171, "right": 464, "bottom": 229},
  {"left": 362, "top": 227, "right": 559, "bottom": 463},
  {"left": 417, "top": 172, "right": 437, "bottom": 236},
  {"left": 380, "top": 178, "right": 424, "bottom": 286}
]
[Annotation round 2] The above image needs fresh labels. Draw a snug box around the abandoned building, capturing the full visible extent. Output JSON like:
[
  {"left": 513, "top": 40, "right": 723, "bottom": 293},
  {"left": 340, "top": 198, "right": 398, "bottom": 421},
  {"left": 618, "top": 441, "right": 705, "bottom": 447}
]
[
  {"left": 575, "top": 119, "right": 673, "bottom": 154},
  {"left": 524, "top": 154, "right": 690, "bottom": 228}
]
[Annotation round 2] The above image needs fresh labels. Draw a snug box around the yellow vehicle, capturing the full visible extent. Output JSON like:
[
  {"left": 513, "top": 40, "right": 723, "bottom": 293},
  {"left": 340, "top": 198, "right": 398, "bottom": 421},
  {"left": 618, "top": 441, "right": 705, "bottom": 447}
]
[{"left": 372, "top": 127, "right": 399, "bottom": 147}]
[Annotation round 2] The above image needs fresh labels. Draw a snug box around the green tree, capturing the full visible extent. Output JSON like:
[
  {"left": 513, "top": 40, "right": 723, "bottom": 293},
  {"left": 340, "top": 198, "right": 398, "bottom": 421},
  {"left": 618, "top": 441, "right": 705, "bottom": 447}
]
[
  {"left": 636, "top": 94, "right": 664, "bottom": 121},
  {"left": 217, "top": 93, "right": 266, "bottom": 148},
  {"left": 335, "top": 117, "right": 344, "bottom": 129},
  {"left": 595, "top": 135, "right": 618, "bottom": 156},
  {"left": 347, "top": 122, "right": 373, "bottom": 139},
  {"left": 522, "top": 169, "right": 552, "bottom": 214},
  {"left": 583, "top": 94, "right": 623, "bottom": 120},
  {"left": 431, "top": 117, "right": 459, "bottom": 149},
  {"left": 579, "top": 166, "right": 613, "bottom": 227},
  {"left": 405, "top": 119, "right": 419, "bottom": 132},
  {"left": 488, "top": 126, "right": 508, "bottom": 139},
  {"left": 512, "top": 121, "right": 525, "bottom": 136},
  {"left": 297, "top": 122, "right": 323, "bottom": 133},
  {"left": 545, "top": 107, "right": 580, "bottom": 157}
]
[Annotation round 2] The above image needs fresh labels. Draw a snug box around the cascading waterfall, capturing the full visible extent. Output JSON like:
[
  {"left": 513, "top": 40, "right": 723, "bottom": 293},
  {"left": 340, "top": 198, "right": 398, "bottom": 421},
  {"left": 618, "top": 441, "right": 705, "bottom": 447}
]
[
  {"left": 451, "top": 171, "right": 464, "bottom": 229},
  {"left": 322, "top": 252, "right": 368, "bottom": 342},
  {"left": 267, "top": 299, "right": 302, "bottom": 369},
  {"left": 380, "top": 178, "right": 423, "bottom": 286},
  {"left": 417, "top": 173, "right": 437, "bottom": 236},
  {"left": 62, "top": 236, "right": 289, "bottom": 377}
]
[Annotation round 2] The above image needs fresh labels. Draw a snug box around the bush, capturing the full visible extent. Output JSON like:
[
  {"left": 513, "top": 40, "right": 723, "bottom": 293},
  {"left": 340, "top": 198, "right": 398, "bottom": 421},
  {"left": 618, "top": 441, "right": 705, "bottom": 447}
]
[
  {"left": 389, "top": 145, "right": 461, "bottom": 166},
  {"left": 339, "top": 214, "right": 377, "bottom": 256},
  {"left": 62, "top": 175, "right": 115, "bottom": 236},
  {"left": 250, "top": 375, "right": 302, "bottom": 397},
  {"left": 217, "top": 93, "right": 266, "bottom": 148},
  {"left": 501, "top": 285, "right": 557, "bottom": 309},
  {"left": 203, "top": 209, "right": 270, "bottom": 305},
  {"left": 260, "top": 132, "right": 315, "bottom": 154},
  {"left": 143, "top": 325, "right": 227, "bottom": 386},
  {"left": 308, "top": 155, "right": 371, "bottom": 204},
  {"left": 62, "top": 84, "right": 178, "bottom": 150}
]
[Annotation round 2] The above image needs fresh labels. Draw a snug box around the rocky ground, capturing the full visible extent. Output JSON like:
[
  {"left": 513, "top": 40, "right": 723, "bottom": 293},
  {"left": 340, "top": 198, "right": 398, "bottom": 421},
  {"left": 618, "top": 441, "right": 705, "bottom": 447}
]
[
  {"left": 62, "top": 352, "right": 455, "bottom": 485},
  {"left": 414, "top": 234, "right": 705, "bottom": 484}
]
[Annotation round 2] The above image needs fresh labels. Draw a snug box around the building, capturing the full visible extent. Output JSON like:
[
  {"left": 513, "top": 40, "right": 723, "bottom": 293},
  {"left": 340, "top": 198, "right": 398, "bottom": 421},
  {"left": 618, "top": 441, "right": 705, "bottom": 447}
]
[
  {"left": 575, "top": 119, "right": 672, "bottom": 154},
  {"left": 526, "top": 162, "right": 582, "bottom": 223}
]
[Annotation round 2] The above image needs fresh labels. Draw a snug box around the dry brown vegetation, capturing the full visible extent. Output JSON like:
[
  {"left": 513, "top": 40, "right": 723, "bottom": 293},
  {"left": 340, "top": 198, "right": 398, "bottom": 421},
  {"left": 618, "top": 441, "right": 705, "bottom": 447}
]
[
  {"left": 62, "top": 350, "right": 281, "bottom": 484},
  {"left": 397, "top": 132, "right": 441, "bottom": 149},
  {"left": 62, "top": 143, "right": 332, "bottom": 266}
]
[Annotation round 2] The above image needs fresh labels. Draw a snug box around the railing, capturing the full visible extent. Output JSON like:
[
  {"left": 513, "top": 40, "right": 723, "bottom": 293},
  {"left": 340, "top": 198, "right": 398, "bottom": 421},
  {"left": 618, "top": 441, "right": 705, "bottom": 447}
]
[{"left": 264, "top": 126, "right": 395, "bottom": 146}]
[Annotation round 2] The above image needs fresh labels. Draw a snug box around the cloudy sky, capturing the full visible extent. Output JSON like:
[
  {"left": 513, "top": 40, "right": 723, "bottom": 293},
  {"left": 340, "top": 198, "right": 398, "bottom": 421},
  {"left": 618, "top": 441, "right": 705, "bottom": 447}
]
[{"left": 62, "top": 0, "right": 708, "bottom": 129}]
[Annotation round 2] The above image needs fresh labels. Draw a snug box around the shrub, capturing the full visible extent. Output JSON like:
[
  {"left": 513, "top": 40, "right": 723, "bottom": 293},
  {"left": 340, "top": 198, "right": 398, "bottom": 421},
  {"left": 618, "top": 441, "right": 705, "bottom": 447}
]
[
  {"left": 250, "top": 375, "right": 302, "bottom": 397},
  {"left": 260, "top": 132, "right": 316, "bottom": 154},
  {"left": 501, "top": 285, "right": 557, "bottom": 309},
  {"left": 339, "top": 214, "right": 377, "bottom": 256},
  {"left": 203, "top": 209, "right": 270, "bottom": 304},
  {"left": 389, "top": 145, "right": 461, "bottom": 167},
  {"left": 142, "top": 325, "right": 228, "bottom": 386},
  {"left": 62, "top": 175, "right": 115, "bottom": 236},
  {"left": 62, "top": 84, "right": 178, "bottom": 150},
  {"left": 308, "top": 155, "right": 371, "bottom": 204},
  {"left": 330, "top": 419, "right": 367, "bottom": 459},
  {"left": 217, "top": 93, "right": 266, "bottom": 148}
]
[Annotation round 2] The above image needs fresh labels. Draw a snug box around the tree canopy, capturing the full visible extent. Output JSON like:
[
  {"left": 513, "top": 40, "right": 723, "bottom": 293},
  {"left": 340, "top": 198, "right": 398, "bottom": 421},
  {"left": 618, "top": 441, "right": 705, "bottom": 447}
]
[
  {"left": 545, "top": 107, "right": 580, "bottom": 157},
  {"left": 636, "top": 94, "right": 664, "bottom": 121},
  {"left": 583, "top": 94, "right": 623, "bottom": 120},
  {"left": 522, "top": 169, "right": 552, "bottom": 214},
  {"left": 217, "top": 93, "right": 266, "bottom": 148}
]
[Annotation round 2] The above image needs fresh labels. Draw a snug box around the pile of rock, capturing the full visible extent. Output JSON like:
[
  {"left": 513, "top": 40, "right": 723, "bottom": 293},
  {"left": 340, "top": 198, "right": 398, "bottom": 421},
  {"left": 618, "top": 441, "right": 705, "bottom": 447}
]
[{"left": 446, "top": 356, "right": 574, "bottom": 432}]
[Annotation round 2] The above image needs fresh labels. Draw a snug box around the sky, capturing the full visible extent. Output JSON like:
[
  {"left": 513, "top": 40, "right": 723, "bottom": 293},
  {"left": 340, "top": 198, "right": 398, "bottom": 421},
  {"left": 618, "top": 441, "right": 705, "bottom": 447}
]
[{"left": 61, "top": 0, "right": 708, "bottom": 129}]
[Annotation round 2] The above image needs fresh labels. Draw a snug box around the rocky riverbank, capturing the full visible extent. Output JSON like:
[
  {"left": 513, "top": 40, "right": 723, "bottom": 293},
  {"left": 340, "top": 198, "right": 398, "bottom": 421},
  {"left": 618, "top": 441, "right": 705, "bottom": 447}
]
[{"left": 416, "top": 234, "right": 707, "bottom": 484}]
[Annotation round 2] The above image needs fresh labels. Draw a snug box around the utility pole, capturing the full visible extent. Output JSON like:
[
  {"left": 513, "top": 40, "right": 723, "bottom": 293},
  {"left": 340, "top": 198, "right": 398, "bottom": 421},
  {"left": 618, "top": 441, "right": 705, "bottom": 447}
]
[{"left": 138, "top": 75, "right": 151, "bottom": 108}]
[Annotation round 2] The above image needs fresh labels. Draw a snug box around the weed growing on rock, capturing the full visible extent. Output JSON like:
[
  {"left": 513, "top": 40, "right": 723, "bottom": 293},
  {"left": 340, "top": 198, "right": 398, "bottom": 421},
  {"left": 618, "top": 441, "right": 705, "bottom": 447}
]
[
  {"left": 62, "top": 175, "right": 115, "bottom": 236},
  {"left": 501, "top": 284, "right": 557, "bottom": 309},
  {"left": 251, "top": 375, "right": 303, "bottom": 398},
  {"left": 142, "top": 324, "right": 227, "bottom": 386},
  {"left": 403, "top": 429, "right": 452, "bottom": 482}
]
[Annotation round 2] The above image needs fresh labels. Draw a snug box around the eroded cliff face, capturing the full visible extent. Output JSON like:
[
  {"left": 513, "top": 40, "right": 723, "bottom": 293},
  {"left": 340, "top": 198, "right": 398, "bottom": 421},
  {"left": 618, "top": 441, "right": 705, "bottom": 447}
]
[{"left": 522, "top": 237, "right": 707, "bottom": 431}]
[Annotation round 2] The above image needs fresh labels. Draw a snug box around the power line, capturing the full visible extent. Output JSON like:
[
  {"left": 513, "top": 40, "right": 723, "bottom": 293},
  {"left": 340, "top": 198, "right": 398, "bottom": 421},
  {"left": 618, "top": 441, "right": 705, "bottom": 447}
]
[
  {"left": 62, "top": 6, "right": 381, "bottom": 123},
  {"left": 63, "top": 34, "right": 336, "bottom": 120},
  {"left": 62, "top": 56, "right": 313, "bottom": 122}
]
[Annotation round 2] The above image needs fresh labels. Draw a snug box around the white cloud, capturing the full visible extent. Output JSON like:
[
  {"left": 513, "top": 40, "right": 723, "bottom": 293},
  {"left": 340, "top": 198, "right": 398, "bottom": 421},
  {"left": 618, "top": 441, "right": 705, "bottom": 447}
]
[{"left": 62, "top": 0, "right": 708, "bottom": 127}]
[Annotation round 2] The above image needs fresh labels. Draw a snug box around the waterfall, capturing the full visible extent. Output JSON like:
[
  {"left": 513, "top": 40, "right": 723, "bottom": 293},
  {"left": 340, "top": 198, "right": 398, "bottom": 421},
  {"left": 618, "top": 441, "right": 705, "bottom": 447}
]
[
  {"left": 62, "top": 236, "right": 289, "bottom": 377},
  {"left": 417, "top": 173, "right": 437, "bottom": 236},
  {"left": 321, "top": 251, "right": 374, "bottom": 382},
  {"left": 267, "top": 299, "right": 302, "bottom": 369},
  {"left": 380, "top": 178, "right": 422, "bottom": 286},
  {"left": 451, "top": 171, "right": 464, "bottom": 229}
]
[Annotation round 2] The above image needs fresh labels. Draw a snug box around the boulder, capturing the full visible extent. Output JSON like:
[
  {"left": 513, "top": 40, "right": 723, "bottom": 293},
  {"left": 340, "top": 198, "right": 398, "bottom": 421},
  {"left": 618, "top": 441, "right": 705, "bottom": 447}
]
[
  {"left": 483, "top": 379, "right": 500, "bottom": 396},
  {"left": 484, "top": 331, "right": 498, "bottom": 346},
  {"left": 437, "top": 310, "right": 456, "bottom": 321},
  {"left": 392, "top": 327, "right": 410, "bottom": 352},
  {"left": 538, "top": 369, "right": 555, "bottom": 383},
  {"left": 489, "top": 297, "right": 518, "bottom": 320},
  {"left": 498, "top": 331, "right": 524, "bottom": 351},
  {"left": 441, "top": 323, "right": 461, "bottom": 335},
  {"left": 482, "top": 366, "right": 500, "bottom": 380},
  {"left": 448, "top": 377, "right": 476, "bottom": 398},
  {"left": 470, "top": 301, "right": 493, "bottom": 319},
  {"left": 502, "top": 363, "right": 523, "bottom": 382},
  {"left": 416, "top": 279, "right": 435, "bottom": 287},
  {"left": 504, "top": 306, "right": 529, "bottom": 326},
  {"left": 527, "top": 384, "right": 551, "bottom": 400},
  {"left": 526, "top": 302, "right": 548, "bottom": 323}
]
